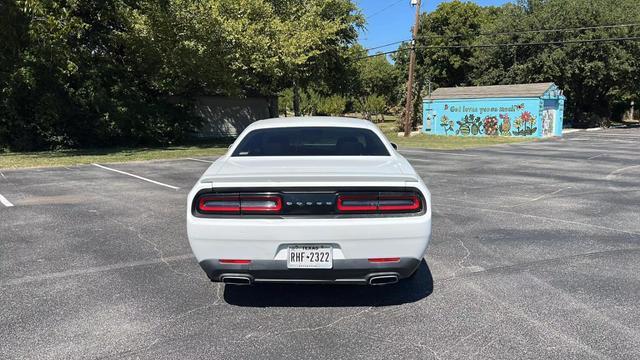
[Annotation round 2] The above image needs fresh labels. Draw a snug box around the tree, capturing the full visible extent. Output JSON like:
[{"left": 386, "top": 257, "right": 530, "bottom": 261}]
[
  {"left": 400, "top": 0, "right": 640, "bottom": 127},
  {"left": 262, "top": 0, "right": 363, "bottom": 114},
  {"left": 470, "top": 0, "right": 640, "bottom": 126},
  {"left": 0, "top": 0, "right": 365, "bottom": 150},
  {"left": 414, "top": 0, "right": 491, "bottom": 87},
  {"left": 316, "top": 95, "right": 347, "bottom": 116},
  {"left": 357, "top": 51, "right": 398, "bottom": 103},
  {"left": 278, "top": 89, "right": 294, "bottom": 116},
  {"left": 356, "top": 95, "right": 387, "bottom": 122}
]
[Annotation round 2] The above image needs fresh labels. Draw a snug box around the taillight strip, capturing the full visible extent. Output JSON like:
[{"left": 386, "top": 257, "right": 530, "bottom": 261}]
[
  {"left": 195, "top": 191, "right": 424, "bottom": 216},
  {"left": 219, "top": 259, "right": 251, "bottom": 264},
  {"left": 197, "top": 194, "right": 283, "bottom": 214},
  {"left": 199, "top": 195, "right": 240, "bottom": 213},
  {"left": 336, "top": 193, "right": 423, "bottom": 213},
  {"left": 377, "top": 195, "right": 421, "bottom": 211},
  {"left": 368, "top": 257, "right": 401, "bottom": 263},
  {"left": 336, "top": 195, "right": 378, "bottom": 212}
]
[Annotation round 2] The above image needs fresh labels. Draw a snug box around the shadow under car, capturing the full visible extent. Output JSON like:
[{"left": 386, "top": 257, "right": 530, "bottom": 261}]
[{"left": 222, "top": 260, "right": 434, "bottom": 307}]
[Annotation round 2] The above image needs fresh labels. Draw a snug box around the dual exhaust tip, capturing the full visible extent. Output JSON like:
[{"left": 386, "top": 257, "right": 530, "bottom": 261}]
[
  {"left": 220, "top": 274, "right": 399, "bottom": 286},
  {"left": 368, "top": 274, "right": 399, "bottom": 285},
  {"left": 221, "top": 275, "right": 252, "bottom": 285}
]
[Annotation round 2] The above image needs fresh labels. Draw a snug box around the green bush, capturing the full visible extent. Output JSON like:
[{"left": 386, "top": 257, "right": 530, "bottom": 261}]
[
  {"left": 316, "top": 95, "right": 347, "bottom": 116},
  {"left": 356, "top": 95, "right": 387, "bottom": 121},
  {"left": 278, "top": 89, "right": 294, "bottom": 116}
]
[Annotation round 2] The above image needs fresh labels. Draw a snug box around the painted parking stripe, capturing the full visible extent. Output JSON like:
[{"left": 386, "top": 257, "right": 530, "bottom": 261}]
[
  {"left": 562, "top": 129, "right": 581, "bottom": 134},
  {"left": 400, "top": 149, "right": 479, "bottom": 157},
  {"left": 92, "top": 163, "right": 180, "bottom": 190},
  {"left": 186, "top": 157, "right": 214, "bottom": 163},
  {"left": 0, "top": 194, "right": 14, "bottom": 207}
]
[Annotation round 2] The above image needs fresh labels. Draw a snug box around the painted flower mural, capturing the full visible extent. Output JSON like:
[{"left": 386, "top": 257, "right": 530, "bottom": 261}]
[
  {"left": 483, "top": 116, "right": 499, "bottom": 136},
  {"left": 436, "top": 108, "right": 539, "bottom": 137},
  {"left": 440, "top": 115, "right": 454, "bottom": 135},
  {"left": 512, "top": 111, "right": 538, "bottom": 136}
]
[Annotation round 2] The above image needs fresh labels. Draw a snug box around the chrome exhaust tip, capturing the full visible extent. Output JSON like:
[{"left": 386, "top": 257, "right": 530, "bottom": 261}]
[
  {"left": 368, "top": 274, "right": 399, "bottom": 285},
  {"left": 221, "top": 275, "right": 252, "bottom": 285}
]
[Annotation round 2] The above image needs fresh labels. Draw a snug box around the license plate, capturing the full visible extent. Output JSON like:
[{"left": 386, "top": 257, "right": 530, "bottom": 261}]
[{"left": 287, "top": 245, "right": 333, "bottom": 269}]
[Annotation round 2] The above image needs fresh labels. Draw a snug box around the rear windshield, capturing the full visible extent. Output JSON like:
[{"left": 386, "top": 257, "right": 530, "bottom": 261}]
[{"left": 232, "top": 126, "right": 390, "bottom": 157}]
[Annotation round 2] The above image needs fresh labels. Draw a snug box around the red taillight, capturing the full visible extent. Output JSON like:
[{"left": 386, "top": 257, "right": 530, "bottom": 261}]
[
  {"left": 336, "top": 192, "right": 423, "bottom": 213},
  {"left": 219, "top": 259, "right": 251, "bottom": 264},
  {"left": 197, "top": 194, "right": 282, "bottom": 214},
  {"left": 378, "top": 194, "right": 421, "bottom": 212},
  {"left": 336, "top": 195, "right": 378, "bottom": 212},
  {"left": 368, "top": 257, "right": 401, "bottom": 263}
]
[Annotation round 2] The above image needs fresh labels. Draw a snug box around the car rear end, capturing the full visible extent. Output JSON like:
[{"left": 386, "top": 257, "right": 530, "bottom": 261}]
[{"left": 186, "top": 119, "right": 432, "bottom": 285}]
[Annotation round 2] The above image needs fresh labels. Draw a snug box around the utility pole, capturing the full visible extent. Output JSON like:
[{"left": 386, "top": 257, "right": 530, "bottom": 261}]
[{"left": 403, "top": 0, "right": 422, "bottom": 137}]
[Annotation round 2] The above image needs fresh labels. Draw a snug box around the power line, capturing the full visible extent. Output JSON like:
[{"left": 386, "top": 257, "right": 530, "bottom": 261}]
[
  {"left": 365, "top": 40, "right": 407, "bottom": 52},
  {"left": 362, "top": 22, "right": 640, "bottom": 53},
  {"left": 441, "top": 35, "right": 640, "bottom": 48},
  {"left": 359, "top": 35, "right": 640, "bottom": 60},
  {"left": 420, "top": 22, "right": 640, "bottom": 40},
  {"left": 365, "top": 0, "right": 405, "bottom": 20}
]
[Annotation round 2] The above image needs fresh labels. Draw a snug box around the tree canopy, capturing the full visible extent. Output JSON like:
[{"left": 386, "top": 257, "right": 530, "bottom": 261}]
[
  {"left": 403, "top": 0, "right": 640, "bottom": 127},
  {"left": 0, "top": 0, "right": 363, "bottom": 150},
  {"left": 3, "top": 0, "right": 640, "bottom": 151}
]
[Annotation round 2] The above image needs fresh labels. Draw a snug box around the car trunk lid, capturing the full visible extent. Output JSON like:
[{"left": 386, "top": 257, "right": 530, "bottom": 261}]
[{"left": 200, "top": 156, "right": 418, "bottom": 185}]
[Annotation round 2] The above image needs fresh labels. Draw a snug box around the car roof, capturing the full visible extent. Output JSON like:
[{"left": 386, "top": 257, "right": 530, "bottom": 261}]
[{"left": 246, "top": 116, "right": 379, "bottom": 131}]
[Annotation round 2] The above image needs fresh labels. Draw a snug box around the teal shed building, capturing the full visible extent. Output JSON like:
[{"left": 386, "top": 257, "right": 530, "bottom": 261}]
[{"left": 423, "top": 83, "right": 565, "bottom": 138}]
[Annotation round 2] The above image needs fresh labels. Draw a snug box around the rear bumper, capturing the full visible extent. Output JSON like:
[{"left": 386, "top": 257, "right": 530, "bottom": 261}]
[
  {"left": 199, "top": 258, "right": 421, "bottom": 285},
  {"left": 188, "top": 215, "right": 431, "bottom": 261}
]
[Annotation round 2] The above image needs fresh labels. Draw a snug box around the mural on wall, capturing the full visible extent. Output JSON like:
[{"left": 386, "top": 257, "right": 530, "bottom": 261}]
[
  {"left": 499, "top": 113, "right": 511, "bottom": 135},
  {"left": 440, "top": 115, "right": 455, "bottom": 135},
  {"left": 483, "top": 115, "right": 499, "bottom": 136},
  {"left": 456, "top": 114, "right": 483, "bottom": 135},
  {"left": 512, "top": 111, "right": 537, "bottom": 136},
  {"left": 425, "top": 83, "right": 565, "bottom": 138},
  {"left": 434, "top": 107, "right": 540, "bottom": 137}
]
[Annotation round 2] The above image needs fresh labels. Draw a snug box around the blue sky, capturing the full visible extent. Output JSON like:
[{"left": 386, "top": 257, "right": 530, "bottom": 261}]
[{"left": 355, "top": 0, "right": 512, "bottom": 54}]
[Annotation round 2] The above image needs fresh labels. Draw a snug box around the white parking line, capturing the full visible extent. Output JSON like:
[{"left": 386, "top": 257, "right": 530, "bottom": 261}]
[
  {"left": 0, "top": 194, "right": 14, "bottom": 207},
  {"left": 579, "top": 132, "right": 640, "bottom": 138},
  {"left": 92, "top": 163, "right": 180, "bottom": 190},
  {"left": 562, "top": 129, "right": 582, "bottom": 134},
  {"left": 400, "top": 149, "right": 479, "bottom": 157},
  {"left": 186, "top": 158, "right": 214, "bottom": 163}
]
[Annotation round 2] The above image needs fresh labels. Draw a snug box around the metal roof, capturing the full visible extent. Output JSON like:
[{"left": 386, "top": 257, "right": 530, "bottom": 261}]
[{"left": 426, "top": 82, "right": 554, "bottom": 100}]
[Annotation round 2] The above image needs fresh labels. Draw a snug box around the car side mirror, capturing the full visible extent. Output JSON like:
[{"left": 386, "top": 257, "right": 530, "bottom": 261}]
[{"left": 390, "top": 142, "right": 398, "bottom": 150}]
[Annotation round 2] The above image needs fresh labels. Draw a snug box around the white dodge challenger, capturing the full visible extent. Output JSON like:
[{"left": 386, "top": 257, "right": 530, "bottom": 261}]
[{"left": 187, "top": 117, "right": 431, "bottom": 285}]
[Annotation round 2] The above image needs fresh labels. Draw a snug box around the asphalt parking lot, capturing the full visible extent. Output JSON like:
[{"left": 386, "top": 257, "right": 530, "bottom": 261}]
[{"left": 2, "top": 128, "right": 639, "bottom": 359}]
